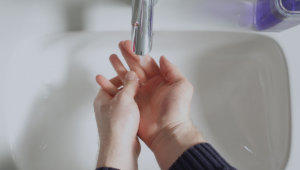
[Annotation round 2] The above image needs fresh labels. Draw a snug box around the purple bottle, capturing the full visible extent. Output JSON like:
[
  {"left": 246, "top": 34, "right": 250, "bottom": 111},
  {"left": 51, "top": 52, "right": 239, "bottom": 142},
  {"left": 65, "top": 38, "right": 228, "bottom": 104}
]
[{"left": 255, "top": 0, "right": 300, "bottom": 30}]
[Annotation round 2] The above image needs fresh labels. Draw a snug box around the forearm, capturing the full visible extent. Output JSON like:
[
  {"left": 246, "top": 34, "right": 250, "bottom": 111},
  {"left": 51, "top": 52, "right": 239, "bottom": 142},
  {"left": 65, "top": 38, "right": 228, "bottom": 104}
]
[{"left": 150, "top": 122, "right": 205, "bottom": 170}]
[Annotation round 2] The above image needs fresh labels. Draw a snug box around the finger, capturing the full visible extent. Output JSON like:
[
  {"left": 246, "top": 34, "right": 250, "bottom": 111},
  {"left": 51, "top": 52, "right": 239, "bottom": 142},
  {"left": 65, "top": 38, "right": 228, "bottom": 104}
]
[
  {"left": 119, "top": 41, "right": 147, "bottom": 82},
  {"left": 123, "top": 40, "right": 160, "bottom": 78},
  {"left": 121, "top": 40, "right": 140, "bottom": 61},
  {"left": 96, "top": 75, "right": 119, "bottom": 96},
  {"left": 110, "top": 76, "right": 123, "bottom": 88},
  {"left": 109, "top": 54, "right": 128, "bottom": 81},
  {"left": 120, "top": 71, "right": 139, "bottom": 97},
  {"left": 97, "top": 75, "right": 123, "bottom": 89},
  {"left": 159, "top": 56, "right": 184, "bottom": 82},
  {"left": 138, "top": 54, "right": 160, "bottom": 78}
]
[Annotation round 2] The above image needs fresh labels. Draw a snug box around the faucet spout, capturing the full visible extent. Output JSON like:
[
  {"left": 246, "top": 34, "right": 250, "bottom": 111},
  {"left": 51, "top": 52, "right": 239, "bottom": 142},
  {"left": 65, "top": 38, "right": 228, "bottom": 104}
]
[{"left": 131, "top": 0, "right": 154, "bottom": 56}]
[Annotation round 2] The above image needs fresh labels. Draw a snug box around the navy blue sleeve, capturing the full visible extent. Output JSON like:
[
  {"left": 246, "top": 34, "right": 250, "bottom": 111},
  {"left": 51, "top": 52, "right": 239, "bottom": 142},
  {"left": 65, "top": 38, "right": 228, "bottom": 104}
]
[
  {"left": 169, "top": 143, "right": 236, "bottom": 170},
  {"left": 97, "top": 143, "right": 236, "bottom": 170},
  {"left": 96, "top": 168, "right": 119, "bottom": 170}
]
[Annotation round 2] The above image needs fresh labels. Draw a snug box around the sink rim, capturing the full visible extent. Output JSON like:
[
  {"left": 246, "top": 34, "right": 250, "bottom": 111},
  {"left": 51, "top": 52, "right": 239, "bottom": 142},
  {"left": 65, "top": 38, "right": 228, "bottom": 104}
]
[{"left": 0, "top": 30, "right": 292, "bottom": 170}]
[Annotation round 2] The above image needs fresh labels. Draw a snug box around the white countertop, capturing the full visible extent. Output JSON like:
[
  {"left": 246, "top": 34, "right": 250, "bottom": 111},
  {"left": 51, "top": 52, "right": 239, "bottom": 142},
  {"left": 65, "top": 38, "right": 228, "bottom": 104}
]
[
  {"left": 0, "top": 0, "right": 299, "bottom": 169},
  {"left": 274, "top": 28, "right": 300, "bottom": 170}
]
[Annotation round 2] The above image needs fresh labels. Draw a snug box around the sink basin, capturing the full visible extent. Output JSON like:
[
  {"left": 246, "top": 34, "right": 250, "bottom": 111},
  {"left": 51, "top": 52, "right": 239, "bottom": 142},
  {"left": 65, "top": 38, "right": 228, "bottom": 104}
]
[{"left": 0, "top": 31, "right": 290, "bottom": 170}]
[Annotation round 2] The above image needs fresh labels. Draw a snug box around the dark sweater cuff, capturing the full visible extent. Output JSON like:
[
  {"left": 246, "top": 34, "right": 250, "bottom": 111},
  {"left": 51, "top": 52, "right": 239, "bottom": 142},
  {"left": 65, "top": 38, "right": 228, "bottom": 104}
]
[
  {"left": 96, "top": 167, "right": 119, "bottom": 170},
  {"left": 169, "top": 143, "right": 236, "bottom": 170}
]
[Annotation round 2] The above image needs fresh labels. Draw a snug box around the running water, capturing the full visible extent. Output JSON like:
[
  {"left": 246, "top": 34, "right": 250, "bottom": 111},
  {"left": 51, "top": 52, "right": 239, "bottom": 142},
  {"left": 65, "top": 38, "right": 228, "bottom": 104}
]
[{"left": 138, "top": 55, "right": 148, "bottom": 67}]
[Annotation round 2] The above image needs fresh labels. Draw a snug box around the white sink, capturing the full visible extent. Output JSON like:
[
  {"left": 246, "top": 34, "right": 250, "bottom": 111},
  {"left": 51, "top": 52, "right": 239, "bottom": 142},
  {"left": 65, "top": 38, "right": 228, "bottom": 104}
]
[{"left": 0, "top": 31, "right": 290, "bottom": 170}]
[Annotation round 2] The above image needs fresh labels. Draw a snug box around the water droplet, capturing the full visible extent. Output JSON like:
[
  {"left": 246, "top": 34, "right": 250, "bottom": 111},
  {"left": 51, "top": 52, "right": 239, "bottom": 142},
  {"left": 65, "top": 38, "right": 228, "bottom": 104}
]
[
  {"left": 243, "top": 145, "right": 253, "bottom": 154},
  {"left": 39, "top": 142, "right": 48, "bottom": 151}
]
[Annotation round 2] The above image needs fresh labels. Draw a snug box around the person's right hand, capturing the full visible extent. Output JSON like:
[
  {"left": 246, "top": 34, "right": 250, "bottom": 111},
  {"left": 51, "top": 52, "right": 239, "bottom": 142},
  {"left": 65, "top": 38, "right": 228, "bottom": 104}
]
[{"left": 105, "top": 41, "right": 205, "bottom": 169}]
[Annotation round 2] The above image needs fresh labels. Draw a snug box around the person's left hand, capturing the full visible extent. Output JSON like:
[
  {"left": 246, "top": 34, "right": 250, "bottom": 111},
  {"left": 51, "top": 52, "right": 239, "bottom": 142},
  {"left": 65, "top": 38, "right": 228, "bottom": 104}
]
[{"left": 94, "top": 71, "right": 141, "bottom": 170}]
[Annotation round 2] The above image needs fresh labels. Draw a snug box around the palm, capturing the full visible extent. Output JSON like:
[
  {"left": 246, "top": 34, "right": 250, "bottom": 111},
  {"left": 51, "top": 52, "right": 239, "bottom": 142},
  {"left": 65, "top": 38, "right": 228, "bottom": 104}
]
[{"left": 135, "top": 75, "right": 190, "bottom": 145}]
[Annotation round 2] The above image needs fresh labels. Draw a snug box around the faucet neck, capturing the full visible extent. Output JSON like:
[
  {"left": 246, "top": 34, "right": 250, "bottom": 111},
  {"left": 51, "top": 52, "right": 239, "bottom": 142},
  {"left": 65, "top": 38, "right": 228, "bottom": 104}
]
[{"left": 131, "top": 0, "right": 155, "bottom": 56}]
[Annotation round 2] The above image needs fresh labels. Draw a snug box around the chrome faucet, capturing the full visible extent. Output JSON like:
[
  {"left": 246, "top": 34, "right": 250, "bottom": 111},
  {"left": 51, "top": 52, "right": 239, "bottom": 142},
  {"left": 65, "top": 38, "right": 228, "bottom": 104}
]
[{"left": 131, "top": 0, "right": 155, "bottom": 56}]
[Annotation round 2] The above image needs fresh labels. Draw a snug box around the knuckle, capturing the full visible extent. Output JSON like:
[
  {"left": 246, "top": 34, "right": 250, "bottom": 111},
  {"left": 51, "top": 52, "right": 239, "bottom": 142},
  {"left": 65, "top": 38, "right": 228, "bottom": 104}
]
[
  {"left": 179, "top": 79, "right": 194, "bottom": 92},
  {"left": 164, "top": 71, "right": 172, "bottom": 81},
  {"left": 116, "top": 90, "right": 130, "bottom": 101},
  {"left": 94, "top": 97, "right": 109, "bottom": 108},
  {"left": 94, "top": 98, "right": 111, "bottom": 113}
]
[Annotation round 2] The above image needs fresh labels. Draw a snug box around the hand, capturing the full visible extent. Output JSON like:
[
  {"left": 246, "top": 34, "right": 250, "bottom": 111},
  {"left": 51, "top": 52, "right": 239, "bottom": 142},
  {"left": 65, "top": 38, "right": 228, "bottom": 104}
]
[
  {"left": 94, "top": 71, "right": 141, "bottom": 170},
  {"left": 107, "top": 41, "right": 205, "bottom": 169}
]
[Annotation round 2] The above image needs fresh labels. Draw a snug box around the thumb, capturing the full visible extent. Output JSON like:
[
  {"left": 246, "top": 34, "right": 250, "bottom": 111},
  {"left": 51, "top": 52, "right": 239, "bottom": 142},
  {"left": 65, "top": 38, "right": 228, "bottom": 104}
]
[{"left": 122, "top": 71, "right": 139, "bottom": 97}]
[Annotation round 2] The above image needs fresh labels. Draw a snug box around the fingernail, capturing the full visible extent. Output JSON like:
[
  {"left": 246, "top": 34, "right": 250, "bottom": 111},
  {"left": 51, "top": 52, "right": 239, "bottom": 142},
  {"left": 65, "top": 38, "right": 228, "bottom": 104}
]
[{"left": 125, "top": 71, "right": 136, "bottom": 80}]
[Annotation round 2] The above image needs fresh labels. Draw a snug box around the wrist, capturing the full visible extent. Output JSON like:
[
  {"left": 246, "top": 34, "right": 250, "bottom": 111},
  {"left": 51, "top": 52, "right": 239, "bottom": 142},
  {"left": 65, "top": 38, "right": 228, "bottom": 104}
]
[
  {"left": 97, "top": 137, "right": 140, "bottom": 170},
  {"left": 150, "top": 122, "right": 205, "bottom": 170}
]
